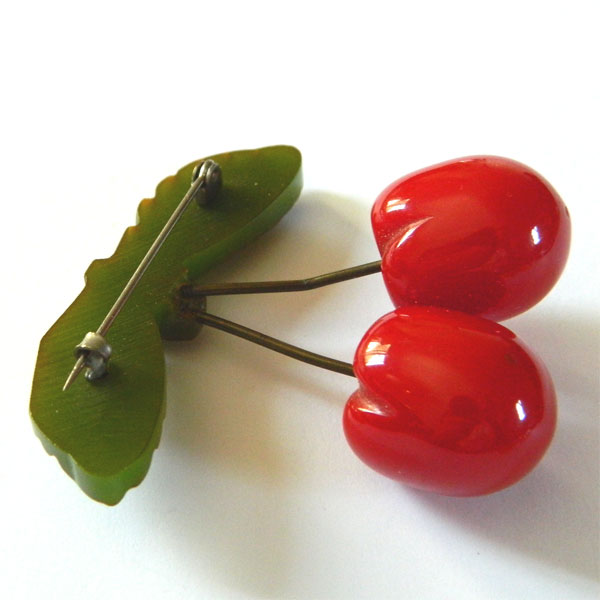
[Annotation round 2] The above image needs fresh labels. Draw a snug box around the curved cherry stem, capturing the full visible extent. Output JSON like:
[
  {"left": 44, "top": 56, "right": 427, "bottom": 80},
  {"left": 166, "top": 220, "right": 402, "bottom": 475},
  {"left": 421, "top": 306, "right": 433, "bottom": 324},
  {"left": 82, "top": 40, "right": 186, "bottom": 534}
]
[
  {"left": 194, "top": 311, "right": 356, "bottom": 377},
  {"left": 180, "top": 260, "right": 382, "bottom": 297},
  {"left": 182, "top": 261, "right": 381, "bottom": 376}
]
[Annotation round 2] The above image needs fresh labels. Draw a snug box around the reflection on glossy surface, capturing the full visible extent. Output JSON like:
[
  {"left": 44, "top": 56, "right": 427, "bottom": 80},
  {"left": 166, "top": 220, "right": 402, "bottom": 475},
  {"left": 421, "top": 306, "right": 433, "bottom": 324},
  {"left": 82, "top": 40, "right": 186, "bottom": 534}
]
[
  {"left": 344, "top": 306, "right": 556, "bottom": 496},
  {"left": 530, "top": 226, "right": 541, "bottom": 246},
  {"left": 363, "top": 340, "right": 390, "bottom": 367},
  {"left": 371, "top": 156, "right": 571, "bottom": 321},
  {"left": 515, "top": 399, "right": 526, "bottom": 421}
]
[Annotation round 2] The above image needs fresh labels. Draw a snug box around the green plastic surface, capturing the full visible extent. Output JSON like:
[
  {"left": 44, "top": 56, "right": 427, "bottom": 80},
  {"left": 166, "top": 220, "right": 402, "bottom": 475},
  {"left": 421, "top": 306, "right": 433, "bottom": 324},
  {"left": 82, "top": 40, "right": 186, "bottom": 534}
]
[{"left": 30, "top": 145, "right": 302, "bottom": 505}]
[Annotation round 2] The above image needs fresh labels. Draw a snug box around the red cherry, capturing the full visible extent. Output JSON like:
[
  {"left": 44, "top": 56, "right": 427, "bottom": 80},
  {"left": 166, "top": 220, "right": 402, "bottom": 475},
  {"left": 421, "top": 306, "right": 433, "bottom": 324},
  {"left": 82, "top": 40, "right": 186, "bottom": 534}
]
[
  {"left": 372, "top": 156, "right": 571, "bottom": 321},
  {"left": 344, "top": 306, "right": 556, "bottom": 496}
]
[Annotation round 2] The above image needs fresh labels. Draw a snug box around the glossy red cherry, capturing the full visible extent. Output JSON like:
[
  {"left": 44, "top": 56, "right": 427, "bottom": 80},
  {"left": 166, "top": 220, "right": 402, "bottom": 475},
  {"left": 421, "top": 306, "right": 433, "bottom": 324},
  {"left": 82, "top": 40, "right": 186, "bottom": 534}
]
[
  {"left": 344, "top": 306, "right": 556, "bottom": 496},
  {"left": 372, "top": 156, "right": 571, "bottom": 321}
]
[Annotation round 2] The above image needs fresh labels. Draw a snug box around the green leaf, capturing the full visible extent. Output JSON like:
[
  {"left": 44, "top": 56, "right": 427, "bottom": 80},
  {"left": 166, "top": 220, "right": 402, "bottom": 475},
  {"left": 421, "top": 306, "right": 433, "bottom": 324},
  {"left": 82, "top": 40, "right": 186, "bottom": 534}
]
[{"left": 30, "top": 145, "right": 302, "bottom": 505}]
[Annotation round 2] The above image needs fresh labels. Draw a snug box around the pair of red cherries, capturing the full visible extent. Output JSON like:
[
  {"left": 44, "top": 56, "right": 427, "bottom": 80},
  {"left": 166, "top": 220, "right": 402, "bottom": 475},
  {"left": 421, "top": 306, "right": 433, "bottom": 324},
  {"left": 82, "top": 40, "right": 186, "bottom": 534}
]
[{"left": 344, "top": 156, "right": 570, "bottom": 496}]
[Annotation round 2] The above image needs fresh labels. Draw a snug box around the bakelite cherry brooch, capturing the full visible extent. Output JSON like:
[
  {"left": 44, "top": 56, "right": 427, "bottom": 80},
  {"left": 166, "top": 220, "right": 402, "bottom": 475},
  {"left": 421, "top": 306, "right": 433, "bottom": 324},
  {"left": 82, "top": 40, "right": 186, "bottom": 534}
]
[{"left": 30, "top": 147, "right": 570, "bottom": 504}]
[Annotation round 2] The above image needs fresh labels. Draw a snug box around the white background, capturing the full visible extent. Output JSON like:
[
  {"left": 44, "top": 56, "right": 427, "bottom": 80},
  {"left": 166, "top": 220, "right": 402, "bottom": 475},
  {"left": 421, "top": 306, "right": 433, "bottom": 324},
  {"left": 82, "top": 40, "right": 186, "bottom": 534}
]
[{"left": 1, "top": 1, "right": 598, "bottom": 598}]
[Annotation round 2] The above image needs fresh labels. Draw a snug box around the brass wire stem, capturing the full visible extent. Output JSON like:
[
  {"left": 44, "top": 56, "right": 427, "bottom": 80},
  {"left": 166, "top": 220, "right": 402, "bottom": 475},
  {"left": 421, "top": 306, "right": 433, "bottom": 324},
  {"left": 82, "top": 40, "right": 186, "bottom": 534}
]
[
  {"left": 180, "top": 260, "right": 382, "bottom": 297},
  {"left": 194, "top": 311, "right": 356, "bottom": 377}
]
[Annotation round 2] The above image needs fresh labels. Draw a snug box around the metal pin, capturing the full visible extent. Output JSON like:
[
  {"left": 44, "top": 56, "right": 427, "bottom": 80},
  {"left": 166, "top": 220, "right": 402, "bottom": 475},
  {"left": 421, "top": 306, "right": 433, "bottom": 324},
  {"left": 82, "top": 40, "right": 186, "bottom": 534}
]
[{"left": 63, "top": 159, "right": 222, "bottom": 391}]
